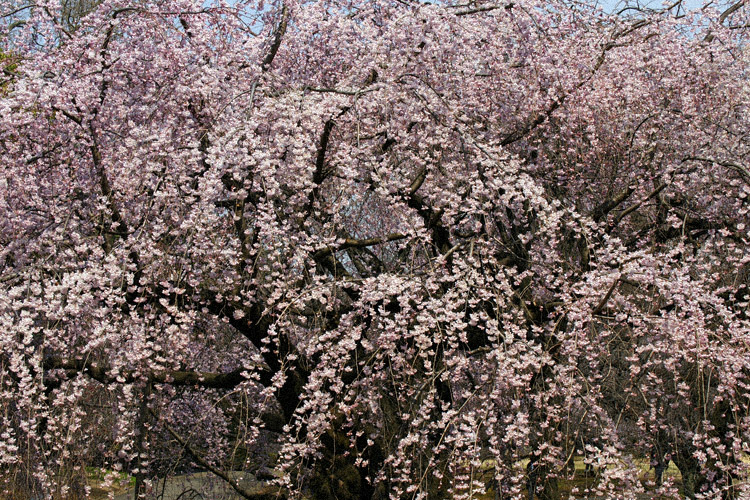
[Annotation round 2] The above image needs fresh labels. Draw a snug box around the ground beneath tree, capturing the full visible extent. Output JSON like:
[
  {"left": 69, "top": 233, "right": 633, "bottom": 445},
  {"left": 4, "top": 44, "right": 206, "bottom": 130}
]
[
  {"left": 103, "top": 459, "right": 681, "bottom": 499},
  {"left": 105, "top": 472, "right": 269, "bottom": 500}
]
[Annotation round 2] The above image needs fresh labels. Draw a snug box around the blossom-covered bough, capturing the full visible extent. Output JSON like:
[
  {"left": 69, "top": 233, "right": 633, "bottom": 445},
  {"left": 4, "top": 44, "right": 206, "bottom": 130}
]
[{"left": 1, "top": 0, "right": 749, "bottom": 498}]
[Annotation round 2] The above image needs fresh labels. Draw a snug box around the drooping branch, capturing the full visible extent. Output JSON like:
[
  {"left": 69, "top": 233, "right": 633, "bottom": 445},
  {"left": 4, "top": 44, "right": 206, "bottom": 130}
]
[
  {"left": 501, "top": 18, "right": 653, "bottom": 147},
  {"left": 683, "top": 156, "right": 750, "bottom": 184}
]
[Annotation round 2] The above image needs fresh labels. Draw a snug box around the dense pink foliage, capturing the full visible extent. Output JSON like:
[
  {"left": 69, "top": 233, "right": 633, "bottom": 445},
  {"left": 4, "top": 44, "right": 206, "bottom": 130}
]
[{"left": 1, "top": 0, "right": 749, "bottom": 498}]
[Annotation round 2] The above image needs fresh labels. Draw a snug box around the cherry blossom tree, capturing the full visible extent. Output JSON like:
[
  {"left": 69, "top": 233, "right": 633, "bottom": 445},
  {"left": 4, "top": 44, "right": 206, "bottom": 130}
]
[{"left": 1, "top": 0, "right": 749, "bottom": 499}]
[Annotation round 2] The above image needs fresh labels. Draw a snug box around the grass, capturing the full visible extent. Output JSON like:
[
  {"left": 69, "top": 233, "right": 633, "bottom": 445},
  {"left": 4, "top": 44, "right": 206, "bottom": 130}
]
[
  {"left": 469, "top": 456, "right": 684, "bottom": 499},
  {"left": 78, "top": 455, "right": 746, "bottom": 499},
  {"left": 86, "top": 468, "right": 134, "bottom": 500}
]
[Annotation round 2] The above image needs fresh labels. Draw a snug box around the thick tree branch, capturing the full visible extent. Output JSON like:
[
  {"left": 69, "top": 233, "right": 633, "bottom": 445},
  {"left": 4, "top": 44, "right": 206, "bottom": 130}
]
[
  {"left": 43, "top": 356, "right": 265, "bottom": 389},
  {"left": 591, "top": 186, "right": 635, "bottom": 222},
  {"left": 592, "top": 276, "right": 621, "bottom": 316},
  {"left": 454, "top": 4, "right": 509, "bottom": 16},
  {"left": 408, "top": 166, "right": 428, "bottom": 195},
  {"left": 704, "top": 0, "right": 746, "bottom": 41},
  {"left": 313, "top": 233, "right": 407, "bottom": 260},
  {"left": 609, "top": 182, "right": 667, "bottom": 230},
  {"left": 305, "top": 117, "right": 338, "bottom": 215},
  {"left": 405, "top": 168, "right": 452, "bottom": 255},
  {"left": 261, "top": 3, "right": 289, "bottom": 71}
]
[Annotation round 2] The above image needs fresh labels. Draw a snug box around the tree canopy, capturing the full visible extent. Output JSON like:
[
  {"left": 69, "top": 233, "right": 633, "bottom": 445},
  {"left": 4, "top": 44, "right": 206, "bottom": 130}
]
[{"left": 1, "top": 0, "right": 750, "bottom": 498}]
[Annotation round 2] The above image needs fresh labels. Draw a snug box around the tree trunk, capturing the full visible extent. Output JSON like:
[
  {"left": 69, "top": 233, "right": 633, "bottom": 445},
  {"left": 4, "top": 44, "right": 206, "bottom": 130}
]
[
  {"left": 539, "top": 473, "right": 560, "bottom": 500},
  {"left": 309, "top": 422, "right": 372, "bottom": 500},
  {"left": 673, "top": 447, "right": 705, "bottom": 500},
  {"left": 133, "top": 382, "right": 152, "bottom": 499}
]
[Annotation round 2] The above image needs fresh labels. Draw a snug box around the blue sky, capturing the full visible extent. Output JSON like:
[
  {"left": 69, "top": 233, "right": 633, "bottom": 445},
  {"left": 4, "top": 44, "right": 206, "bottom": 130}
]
[{"left": 597, "top": 0, "right": 709, "bottom": 13}]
